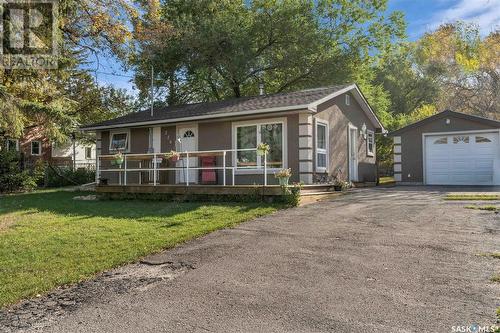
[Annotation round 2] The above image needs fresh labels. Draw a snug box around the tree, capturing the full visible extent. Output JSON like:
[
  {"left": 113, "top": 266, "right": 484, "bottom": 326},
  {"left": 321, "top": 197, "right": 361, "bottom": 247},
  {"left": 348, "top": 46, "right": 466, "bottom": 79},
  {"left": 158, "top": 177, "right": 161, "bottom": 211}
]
[
  {"left": 374, "top": 44, "right": 439, "bottom": 117},
  {"left": 130, "top": 0, "right": 405, "bottom": 105},
  {"left": 416, "top": 23, "right": 499, "bottom": 120},
  {"left": 0, "top": 0, "right": 139, "bottom": 141}
]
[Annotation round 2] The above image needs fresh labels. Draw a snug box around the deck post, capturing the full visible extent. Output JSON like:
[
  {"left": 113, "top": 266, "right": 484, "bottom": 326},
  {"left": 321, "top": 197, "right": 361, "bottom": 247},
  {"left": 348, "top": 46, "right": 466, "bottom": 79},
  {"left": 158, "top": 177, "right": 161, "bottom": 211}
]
[
  {"left": 186, "top": 152, "right": 189, "bottom": 186},
  {"left": 139, "top": 161, "right": 142, "bottom": 185},
  {"left": 223, "top": 151, "right": 226, "bottom": 186},
  {"left": 232, "top": 168, "right": 235, "bottom": 186},
  {"left": 264, "top": 151, "right": 267, "bottom": 186},
  {"left": 96, "top": 156, "right": 100, "bottom": 184},
  {"left": 124, "top": 155, "right": 127, "bottom": 185},
  {"left": 153, "top": 153, "right": 157, "bottom": 186}
]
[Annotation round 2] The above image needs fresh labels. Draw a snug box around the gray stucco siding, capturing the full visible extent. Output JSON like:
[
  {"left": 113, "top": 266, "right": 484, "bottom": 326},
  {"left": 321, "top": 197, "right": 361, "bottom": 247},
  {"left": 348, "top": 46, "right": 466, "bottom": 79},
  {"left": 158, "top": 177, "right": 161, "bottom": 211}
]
[{"left": 313, "top": 92, "right": 377, "bottom": 182}]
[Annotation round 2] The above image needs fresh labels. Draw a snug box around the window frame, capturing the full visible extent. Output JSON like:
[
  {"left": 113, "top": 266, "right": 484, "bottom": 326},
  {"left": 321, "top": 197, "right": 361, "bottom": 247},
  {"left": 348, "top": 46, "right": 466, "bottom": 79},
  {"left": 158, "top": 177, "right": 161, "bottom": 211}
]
[
  {"left": 109, "top": 130, "right": 130, "bottom": 153},
  {"left": 85, "top": 147, "right": 92, "bottom": 160},
  {"left": 232, "top": 118, "right": 287, "bottom": 174},
  {"left": 475, "top": 135, "right": 492, "bottom": 143},
  {"left": 315, "top": 120, "right": 329, "bottom": 173},
  {"left": 6, "top": 139, "right": 19, "bottom": 152},
  {"left": 31, "top": 141, "right": 42, "bottom": 156},
  {"left": 366, "top": 129, "right": 375, "bottom": 157}
]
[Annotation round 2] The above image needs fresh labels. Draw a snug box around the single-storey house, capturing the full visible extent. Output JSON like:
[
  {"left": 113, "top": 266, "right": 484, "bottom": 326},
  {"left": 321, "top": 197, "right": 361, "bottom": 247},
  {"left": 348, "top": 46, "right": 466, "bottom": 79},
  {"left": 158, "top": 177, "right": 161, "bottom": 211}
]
[
  {"left": 82, "top": 84, "right": 384, "bottom": 187},
  {"left": 390, "top": 110, "right": 500, "bottom": 186}
]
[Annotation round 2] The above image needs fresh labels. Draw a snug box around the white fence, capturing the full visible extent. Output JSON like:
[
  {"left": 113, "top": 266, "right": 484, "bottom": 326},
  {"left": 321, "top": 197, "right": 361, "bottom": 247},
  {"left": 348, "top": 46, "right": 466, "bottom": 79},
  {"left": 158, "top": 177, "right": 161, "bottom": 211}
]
[{"left": 97, "top": 148, "right": 269, "bottom": 186}]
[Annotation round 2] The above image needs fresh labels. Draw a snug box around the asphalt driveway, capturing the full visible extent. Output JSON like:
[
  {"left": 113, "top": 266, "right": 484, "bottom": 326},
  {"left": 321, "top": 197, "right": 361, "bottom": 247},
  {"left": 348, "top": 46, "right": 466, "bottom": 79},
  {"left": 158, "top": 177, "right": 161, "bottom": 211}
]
[{"left": 3, "top": 187, "right": 500, "bottom": 332}]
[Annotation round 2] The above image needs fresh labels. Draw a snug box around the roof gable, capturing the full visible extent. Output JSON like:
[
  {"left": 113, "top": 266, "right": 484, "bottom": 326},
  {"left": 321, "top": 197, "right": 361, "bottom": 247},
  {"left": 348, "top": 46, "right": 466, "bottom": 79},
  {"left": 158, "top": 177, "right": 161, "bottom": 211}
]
[{"left": 389, "top": 110, "right": 500, "bottom": 136}]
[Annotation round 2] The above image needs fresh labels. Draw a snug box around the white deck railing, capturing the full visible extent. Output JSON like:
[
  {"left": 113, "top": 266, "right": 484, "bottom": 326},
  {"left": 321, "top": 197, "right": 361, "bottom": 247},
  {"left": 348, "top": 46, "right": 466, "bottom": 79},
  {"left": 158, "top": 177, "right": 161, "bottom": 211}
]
[{"left": 97, "top": 148, "right": 268, "bottom": 186}]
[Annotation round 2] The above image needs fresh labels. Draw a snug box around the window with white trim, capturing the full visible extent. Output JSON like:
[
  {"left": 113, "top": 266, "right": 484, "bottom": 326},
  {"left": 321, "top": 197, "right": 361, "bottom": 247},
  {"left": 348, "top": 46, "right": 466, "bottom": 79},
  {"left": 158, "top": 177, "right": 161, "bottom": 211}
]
[
  {"left": 366, "top": 130, "right": 375, "bottom": 157},
  {"left": 109, "top": 131, "right": 129, "bottom": 152},
  {"left": 6, "top": 139, "right": 19, "bottom": 152},
  {"left": 345, "top": 94, "right": 350, "bottom": 106},
  {"left": 235, "top": 121, "right": 284, "bottom": 170},
  {"left": 31, "top": 141, "right": 41, "bottom": 155},
  {"left": 85, "top": 147, "right": 92, "bottom": 159},
  {"left": 316, "top": 121, "right": 328, "bottom": 171}
]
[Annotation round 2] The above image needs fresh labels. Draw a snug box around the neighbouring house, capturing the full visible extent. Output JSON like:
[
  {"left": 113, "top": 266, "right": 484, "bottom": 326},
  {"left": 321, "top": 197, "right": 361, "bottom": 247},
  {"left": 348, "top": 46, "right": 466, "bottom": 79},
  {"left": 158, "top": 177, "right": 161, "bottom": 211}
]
[
  {"left": 389, "top": 110, "right": 500, "bottom": 186},
  {"left": 81, "top": 84, "right": 384, "bottom": 187},
  {"left": 1, "top": 126, "right": 96, "bottom": 169}
]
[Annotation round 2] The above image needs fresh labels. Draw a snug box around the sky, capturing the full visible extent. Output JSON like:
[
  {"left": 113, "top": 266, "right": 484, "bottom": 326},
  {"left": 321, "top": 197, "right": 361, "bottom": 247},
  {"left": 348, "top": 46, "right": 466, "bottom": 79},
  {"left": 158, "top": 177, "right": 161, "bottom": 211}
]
[{"left": 92, "top": 0, "right": 500, "bottom": 95}]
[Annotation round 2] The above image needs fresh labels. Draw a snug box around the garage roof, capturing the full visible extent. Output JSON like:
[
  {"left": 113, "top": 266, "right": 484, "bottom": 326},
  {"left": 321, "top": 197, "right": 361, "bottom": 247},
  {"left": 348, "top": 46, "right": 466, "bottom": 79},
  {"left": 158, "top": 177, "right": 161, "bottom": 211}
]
[{"left": 389, "top": 110, "right": 500, "bottom": 136}]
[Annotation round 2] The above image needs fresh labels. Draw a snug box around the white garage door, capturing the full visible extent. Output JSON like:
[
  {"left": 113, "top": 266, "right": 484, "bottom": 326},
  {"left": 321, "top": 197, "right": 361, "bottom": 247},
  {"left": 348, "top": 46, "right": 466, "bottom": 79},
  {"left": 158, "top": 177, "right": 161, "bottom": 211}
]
[{"left": 425, "top": 132, "right": 499, "bottom": 185}]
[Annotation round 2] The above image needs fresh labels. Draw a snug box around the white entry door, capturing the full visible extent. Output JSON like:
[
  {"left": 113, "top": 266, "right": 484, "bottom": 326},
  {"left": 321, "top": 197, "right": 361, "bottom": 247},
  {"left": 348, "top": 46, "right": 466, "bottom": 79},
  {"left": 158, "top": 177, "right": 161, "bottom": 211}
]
[
  {"left": 176, "top": 125, "right": 198, "bottom": 184},
  {"left": 425, "top": 132, "right": 499, "bottom": 185},
  {"left": 348, "top": 126, "right": 358, "bottom": 182}
]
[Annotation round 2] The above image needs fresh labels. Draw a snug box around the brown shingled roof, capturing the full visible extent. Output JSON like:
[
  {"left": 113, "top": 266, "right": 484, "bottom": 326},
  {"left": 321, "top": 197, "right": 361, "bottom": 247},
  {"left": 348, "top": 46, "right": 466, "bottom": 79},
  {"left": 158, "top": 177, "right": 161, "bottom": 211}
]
[{"left": 82, "top": 85, "right": 352, "bottom": 130}]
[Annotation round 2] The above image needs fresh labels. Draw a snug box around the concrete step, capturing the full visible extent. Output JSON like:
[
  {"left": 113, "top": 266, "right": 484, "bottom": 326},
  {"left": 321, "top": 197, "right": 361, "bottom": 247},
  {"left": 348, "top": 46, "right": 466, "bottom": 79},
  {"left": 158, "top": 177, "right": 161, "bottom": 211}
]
[{"left": 300, "top": 191, "right": 345, "bottom": 205}]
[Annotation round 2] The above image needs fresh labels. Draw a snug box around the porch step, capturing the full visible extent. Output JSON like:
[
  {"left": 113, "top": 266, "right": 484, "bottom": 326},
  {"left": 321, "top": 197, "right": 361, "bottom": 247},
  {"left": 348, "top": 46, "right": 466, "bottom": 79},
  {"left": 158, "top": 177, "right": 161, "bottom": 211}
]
[
  {"left": 299, "top": 191, "right": 345, "bottom": 205},
  {"left": 301, "top": 184, "right": 335, "bottom": 194},
  {"left": 352, "top": 182, "right": 377, "bottom": 188}
]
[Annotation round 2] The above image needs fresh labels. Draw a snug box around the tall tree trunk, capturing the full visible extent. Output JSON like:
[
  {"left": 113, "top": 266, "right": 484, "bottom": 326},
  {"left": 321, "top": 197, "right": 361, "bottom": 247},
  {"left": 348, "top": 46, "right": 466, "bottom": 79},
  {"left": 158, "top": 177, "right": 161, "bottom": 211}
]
[{"left": 232, "top": 84, "right": 241, "bottom": 98}]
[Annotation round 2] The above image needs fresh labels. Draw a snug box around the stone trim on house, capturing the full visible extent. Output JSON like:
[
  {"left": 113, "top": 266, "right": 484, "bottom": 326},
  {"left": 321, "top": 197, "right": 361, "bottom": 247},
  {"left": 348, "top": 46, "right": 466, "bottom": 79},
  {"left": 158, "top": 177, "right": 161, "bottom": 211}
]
[
  {"left": 393, "top": 136, "right": 402, "bottom": 182},
  {"left": 298, "top": 113, "right": 313, "bottom": 184}
]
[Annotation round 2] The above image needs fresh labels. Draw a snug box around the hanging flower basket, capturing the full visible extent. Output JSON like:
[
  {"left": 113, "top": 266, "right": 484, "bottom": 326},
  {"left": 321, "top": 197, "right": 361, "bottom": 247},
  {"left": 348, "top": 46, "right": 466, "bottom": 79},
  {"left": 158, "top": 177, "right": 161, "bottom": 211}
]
[
  {"left": 113, "top": 152, "right": 124, "bottom": 167},
  {"left": 256, "top": 143, "right": 270, "bottom": 156},
  {"left": 165, "top": 150, "right": 180, "bottom": 162}
]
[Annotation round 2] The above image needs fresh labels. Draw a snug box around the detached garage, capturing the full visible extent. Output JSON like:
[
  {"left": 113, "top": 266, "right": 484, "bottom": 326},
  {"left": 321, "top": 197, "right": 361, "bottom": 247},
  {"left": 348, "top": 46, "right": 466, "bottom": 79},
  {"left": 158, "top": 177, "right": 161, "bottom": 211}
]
[{"left": 390, "top": 110, "right": 500, "bottom": 186}]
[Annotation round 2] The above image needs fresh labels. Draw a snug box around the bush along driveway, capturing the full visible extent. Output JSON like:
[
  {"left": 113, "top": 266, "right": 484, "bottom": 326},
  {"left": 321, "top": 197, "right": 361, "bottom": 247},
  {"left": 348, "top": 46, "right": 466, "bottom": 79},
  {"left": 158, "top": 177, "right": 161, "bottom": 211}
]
[
  {"left": 0, "top": 190, "right": 282, "bottom": 309},
  {"left": 1, "top": 187, "right": 499, "bottom": 332}
]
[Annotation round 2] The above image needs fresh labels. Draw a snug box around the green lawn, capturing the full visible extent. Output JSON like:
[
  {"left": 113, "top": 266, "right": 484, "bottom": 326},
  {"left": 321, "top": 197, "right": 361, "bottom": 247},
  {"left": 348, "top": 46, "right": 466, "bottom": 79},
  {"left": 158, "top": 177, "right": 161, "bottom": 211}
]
[
  {"left": 465, "top": 205, "right": 499, "bottom": 212},
  {"left": 0, "top": 190, "right": 282, "bottom": 308},
  {"left": 445, "top": 194, "right": 500, "bottom": 201}
]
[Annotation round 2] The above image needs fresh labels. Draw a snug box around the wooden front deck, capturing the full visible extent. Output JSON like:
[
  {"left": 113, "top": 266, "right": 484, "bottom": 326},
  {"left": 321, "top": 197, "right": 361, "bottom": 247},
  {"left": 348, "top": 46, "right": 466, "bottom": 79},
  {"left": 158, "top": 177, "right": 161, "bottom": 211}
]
[
  {"left": 95, "top": 183, "right": 340, "bottom": 197},
  {"left": 96, "top": 184, "right": 286, "bottom": 196}
]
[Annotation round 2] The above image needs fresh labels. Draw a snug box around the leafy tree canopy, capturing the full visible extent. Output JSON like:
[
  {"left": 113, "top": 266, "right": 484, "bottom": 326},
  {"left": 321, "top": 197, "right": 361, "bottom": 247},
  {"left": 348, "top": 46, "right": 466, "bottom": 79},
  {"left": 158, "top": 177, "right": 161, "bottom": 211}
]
[
  {"left": 130, "top": 0, "right": 406, "bottom": 105},
  {"left": 0, "top": 0, "right": 138, "bottom": 142}
]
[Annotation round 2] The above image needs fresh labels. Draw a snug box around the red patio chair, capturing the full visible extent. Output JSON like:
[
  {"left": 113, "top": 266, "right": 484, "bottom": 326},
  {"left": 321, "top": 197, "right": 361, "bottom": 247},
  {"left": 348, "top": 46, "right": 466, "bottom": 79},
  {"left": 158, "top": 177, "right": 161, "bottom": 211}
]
[{"left": 200, "top": 156, "right": 217, "bottom": 184}]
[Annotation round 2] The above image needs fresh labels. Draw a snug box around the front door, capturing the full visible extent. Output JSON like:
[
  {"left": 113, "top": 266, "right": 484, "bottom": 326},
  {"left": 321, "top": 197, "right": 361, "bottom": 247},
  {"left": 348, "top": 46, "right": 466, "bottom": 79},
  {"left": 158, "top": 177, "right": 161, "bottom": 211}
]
[
  {"left": 176, "top": 125, "right": 198, "bottom": 184},
  {"left": 348, "top": 126, "right": 358, "bottom": 182}
]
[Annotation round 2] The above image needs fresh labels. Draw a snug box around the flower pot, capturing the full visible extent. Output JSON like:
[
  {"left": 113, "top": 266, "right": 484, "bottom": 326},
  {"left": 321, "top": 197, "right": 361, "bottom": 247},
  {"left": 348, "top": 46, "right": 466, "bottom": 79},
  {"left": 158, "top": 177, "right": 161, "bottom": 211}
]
[
  {"left": 170, "top": 155, "right": 180, "bottom": 162},
  {"left": 278, "top": 177, "right": 289, "bottom": 186},
  {"left": 114, "top": 157, "right": 124, "bottom": 167}
]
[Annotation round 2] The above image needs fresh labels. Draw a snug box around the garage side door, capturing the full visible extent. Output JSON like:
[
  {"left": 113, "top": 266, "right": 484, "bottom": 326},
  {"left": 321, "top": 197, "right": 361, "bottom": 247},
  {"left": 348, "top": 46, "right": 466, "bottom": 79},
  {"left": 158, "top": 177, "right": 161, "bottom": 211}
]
[{"left": 425, "top": 132, "right": 499, "bottom": 185}]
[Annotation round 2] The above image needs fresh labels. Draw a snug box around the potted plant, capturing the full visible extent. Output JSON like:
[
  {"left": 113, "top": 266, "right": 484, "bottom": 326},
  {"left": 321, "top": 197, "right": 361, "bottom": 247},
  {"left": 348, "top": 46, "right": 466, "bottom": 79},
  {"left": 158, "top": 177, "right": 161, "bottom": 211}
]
[
  {"left": 275, "top": 168, "right": 292, "bottom": 186},
  {"left": 113, "top": 151, "right": 124, "bottom": 167},
  {"left": 256, "top": 143, "right": 270, "bottom": 156},
  {"left": 332, "top": 169, "right": 345, "bottom": 191},
  {"left": 165, "top": 150, "right": 180, "bottom": 162}
]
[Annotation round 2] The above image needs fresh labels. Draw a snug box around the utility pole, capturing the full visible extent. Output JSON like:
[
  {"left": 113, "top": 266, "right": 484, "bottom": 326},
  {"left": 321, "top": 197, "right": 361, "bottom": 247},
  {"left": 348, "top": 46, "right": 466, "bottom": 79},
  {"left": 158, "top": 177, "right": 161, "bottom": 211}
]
[{"left": 150, "top": 65, "right": 154, "bottom": 117}]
